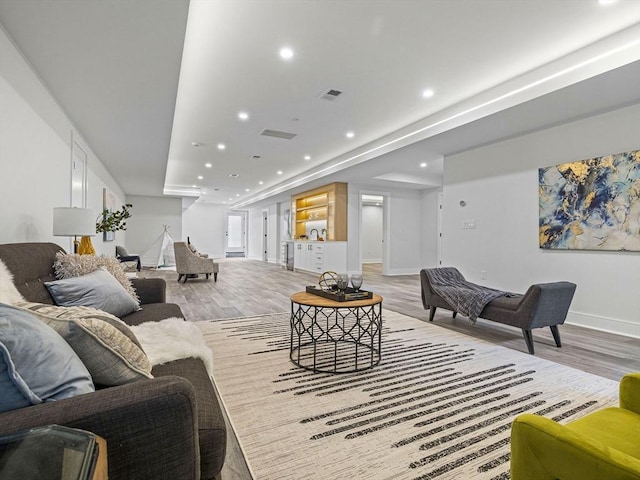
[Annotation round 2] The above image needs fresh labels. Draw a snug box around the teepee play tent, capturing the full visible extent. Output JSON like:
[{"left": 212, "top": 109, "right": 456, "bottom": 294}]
[{"left": 140, "top": 225, "right": 176, "bottom": 268}]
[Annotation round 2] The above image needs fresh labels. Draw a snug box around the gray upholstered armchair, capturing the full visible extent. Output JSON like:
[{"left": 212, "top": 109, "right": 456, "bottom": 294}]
[{"left": 173, "top": 241, "right": 218, "bottom": 283}]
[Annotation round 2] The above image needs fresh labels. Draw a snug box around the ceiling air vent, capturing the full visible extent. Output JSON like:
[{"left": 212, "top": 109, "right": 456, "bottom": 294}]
[
  {"left": 319, "top": 89, "right": 343, "bottom": 101},
  {"left": 260, "top": 129, "right": 297, "bottom": 140},
  {"left": 251, "top": 154, "right": 262, "bottom": 159}
]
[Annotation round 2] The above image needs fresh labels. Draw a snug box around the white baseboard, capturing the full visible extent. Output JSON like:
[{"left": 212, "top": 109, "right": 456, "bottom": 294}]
[
  {"left": 566, "top": 311, "right": 640, "bottom": 339},
  {"left": 384, "top": 267, "right": 419, "bottom": 276}
]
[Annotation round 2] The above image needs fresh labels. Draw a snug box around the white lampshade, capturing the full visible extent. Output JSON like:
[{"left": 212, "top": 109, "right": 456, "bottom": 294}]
[{"left": 53, "top": 207, "right": 96, "bottom": 237}]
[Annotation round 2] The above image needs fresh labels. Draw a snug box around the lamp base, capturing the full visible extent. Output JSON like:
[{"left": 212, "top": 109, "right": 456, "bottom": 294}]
[{"left": 78, "top": 236, "right": 95, "bottom": 255}]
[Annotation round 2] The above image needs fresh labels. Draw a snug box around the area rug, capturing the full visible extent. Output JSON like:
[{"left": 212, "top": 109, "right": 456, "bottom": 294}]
[{"left": 197, "top": 310, "right": 619, "bottom": 480}]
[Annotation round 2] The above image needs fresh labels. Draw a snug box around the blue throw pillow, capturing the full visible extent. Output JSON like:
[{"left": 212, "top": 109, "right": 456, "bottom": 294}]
[
  {"left": 0, "top": 303, "right": 94, "bottom": 413},
  {"left": 45, "top": 267, "right": 140, "bottom": 318}
]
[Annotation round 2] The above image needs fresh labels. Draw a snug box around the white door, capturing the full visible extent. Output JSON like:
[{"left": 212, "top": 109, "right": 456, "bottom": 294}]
[
  {"left": 437, "top": 192, "right": 443, "bottom": 266},
  {"left": 225, "top": 211, "right": 247, "bottom": 257},
  {"left": 71, "top": 141, "right": 87, "bottom": 208},
  {"left": 262, "top": 211, "right": 268, "bottom": 261}
]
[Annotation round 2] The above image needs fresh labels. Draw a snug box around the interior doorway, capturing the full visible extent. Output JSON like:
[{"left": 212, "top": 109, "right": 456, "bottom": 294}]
[
  {"left": 225, "top": 211, "right": 247, "bottom": 258},
  {"left": 360, "top": 193, "right": 387, "bottom": 274}
]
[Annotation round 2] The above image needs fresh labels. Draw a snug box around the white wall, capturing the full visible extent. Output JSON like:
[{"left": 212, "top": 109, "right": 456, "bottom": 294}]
[
  {"left": 420, "top": 188, "right": 442, "bottom": 268},
  {"left": 245, "top": 208, "right": 262, "bottom": 260},
  {"left": 361, "top": 205, "right": 383, "bottom": 263},
  {"left": 125, "top": 195, "right": 182, "bottom": 265},
  {"left": 346, "top": 184, "right": 431, "bottom": 275},
  {"left": 443, "top": 103, "right": 640, "bottom": 337},
  {"left": 181, "top": 202, "right": 226, "bottom": 259},
  {"left": 0, "top": 26, "right": 126, "bottom": 255},
  {"left": 267, "top": 203, "right": 280, "bottom": 264},
  {"left": 386, "top": 191, "right": 425, "bottom": 275}
]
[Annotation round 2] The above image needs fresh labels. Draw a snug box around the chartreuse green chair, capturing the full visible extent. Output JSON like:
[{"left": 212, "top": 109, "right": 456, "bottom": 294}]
[{"left": 511, "top": 372, "right": 640, "bottom": 480}]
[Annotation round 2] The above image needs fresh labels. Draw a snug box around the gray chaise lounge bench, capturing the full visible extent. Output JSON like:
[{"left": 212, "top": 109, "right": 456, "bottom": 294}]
[{"left": 420, "top": 268, "right": 577, "bottom": 354}]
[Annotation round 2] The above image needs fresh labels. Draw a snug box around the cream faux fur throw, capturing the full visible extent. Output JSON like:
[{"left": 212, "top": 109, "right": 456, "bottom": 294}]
[
  {"left": 130, "top": 317, "right": 213, "bottom": 376},
  {"left": 0, "top": 259, "right": 25, "bottom": 305}
]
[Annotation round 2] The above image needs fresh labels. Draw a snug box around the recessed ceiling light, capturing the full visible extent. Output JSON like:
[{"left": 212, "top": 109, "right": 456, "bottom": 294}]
[
  {"left": 192, "top": 184, "right": 197, "bottom": 188},
  {"left": 238, "top": 111, "right": 249, "bottom": 120},
  {"left": 304, "top": 155, "right": 311, "bottom": 161},
  {"left": 279, "top": 47, "right": 294, "bottom": 60},
  {"left": 205, "top": 163, "right": 212, "bottom": 168},
  {"left": 197, "top": 175, "right": 203, "bottom": 180},
  {"left": 346, "top": 131, "right": 355, "bottom": 139},
  {"left": 217, "top": 143, "right": 226, "bottom": 150},
  {"left": 245, "top": 188, "right": 250, "bottom": 192},
  {"left": 259, "top": 181, "right": 264, "bottom": 185},
  {"left": 420, "top": 162, "right": 428, "bottom": 168},
  {"left": 277, "top": 170, "right": 283, "bottom": 175},
  {"left": 228, "top": 173, "right": 239, "bottom": 178},
  {"left": 236, "top": 193, "right": 240, "bottom": 197},
  {"left": 422, "top": 89, "right": 435, "bottom": 98},
  {"left": 598, "top": 0, "right": 617, "bottom": 4}
]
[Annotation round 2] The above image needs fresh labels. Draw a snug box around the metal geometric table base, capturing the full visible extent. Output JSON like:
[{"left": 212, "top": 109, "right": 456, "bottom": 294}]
[{"left": 290, "top": 301, "right": 382, "bottom": 373}]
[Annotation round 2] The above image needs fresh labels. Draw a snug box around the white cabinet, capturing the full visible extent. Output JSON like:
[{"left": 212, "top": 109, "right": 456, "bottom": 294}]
[
  {"left": 320, "top": 242, "right": 347, "bottom": 273},
  {"left": 293, "top": 242, "right": 346, "bottom": 274}
]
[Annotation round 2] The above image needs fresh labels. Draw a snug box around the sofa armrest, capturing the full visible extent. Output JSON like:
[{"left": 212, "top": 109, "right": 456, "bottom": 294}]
[
  {"left": 620, "top": 373, "right": 640, "bottom": 415},
  {"left": 511, "top": 414, "right": 640, "bottom": 480},
  {"left": 0, "top": 376, "right": 200, "bottom": 480},
  {"left": 131, "top": 277, "right": 166, "bottom": 304}
]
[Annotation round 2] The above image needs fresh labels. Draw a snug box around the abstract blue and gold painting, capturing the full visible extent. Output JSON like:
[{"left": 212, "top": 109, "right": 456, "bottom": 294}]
[{"left": 539, "top": 150, "right": 640, "bottom": 251}]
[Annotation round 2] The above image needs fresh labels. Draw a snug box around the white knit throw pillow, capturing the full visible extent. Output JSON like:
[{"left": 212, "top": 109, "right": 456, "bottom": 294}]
[{"left": 53, "top": 252, "right": 139, "bottom": 303}]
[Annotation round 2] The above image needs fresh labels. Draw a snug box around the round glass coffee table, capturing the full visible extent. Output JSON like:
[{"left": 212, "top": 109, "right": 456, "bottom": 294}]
[{"left": 290, "top": 291, "right": 383, "bottom": 373}]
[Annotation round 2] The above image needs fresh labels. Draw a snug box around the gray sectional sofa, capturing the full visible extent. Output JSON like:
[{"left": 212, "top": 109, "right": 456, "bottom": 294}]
[{"left": 0, "top": 242, "right": 226, "bottom": 480}]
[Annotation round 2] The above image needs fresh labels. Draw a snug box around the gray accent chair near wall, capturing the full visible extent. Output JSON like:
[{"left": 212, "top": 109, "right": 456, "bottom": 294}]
[
  {"left": 420, "top": 268, "right": 577, "bottom": 355},
  {"left": 174, "top": 241, "right": 219, "bottom": 283},
  {"left": 115, "top": 245, "right": 141, "bottom": 271}
]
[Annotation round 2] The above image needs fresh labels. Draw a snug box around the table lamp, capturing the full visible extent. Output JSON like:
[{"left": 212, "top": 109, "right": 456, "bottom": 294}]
[{"left": 53, "top": 207, "right": 96, "bottom": 253}]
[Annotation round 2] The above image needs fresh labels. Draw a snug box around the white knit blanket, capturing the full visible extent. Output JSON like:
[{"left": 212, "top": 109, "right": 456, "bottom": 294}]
[{"left": 130, "top": 318, "right": 213, "bottom": 376}]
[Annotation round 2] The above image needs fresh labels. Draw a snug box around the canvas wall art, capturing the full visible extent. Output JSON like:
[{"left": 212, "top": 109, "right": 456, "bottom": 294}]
[
  {"left": 539, "top": 150, "right": 640, "bottom": 251},
  {"left": 102, "top": 188, "right": 116, "bottom": 242}
]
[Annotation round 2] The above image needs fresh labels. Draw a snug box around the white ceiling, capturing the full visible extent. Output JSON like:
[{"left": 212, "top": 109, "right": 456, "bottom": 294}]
[{"left": 1, "top": 0, "right": 639, "bottom": 207}]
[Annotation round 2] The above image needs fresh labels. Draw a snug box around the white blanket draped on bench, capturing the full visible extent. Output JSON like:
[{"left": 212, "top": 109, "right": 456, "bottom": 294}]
[{"left": 425, "top": 267, "right": 509, "bottom": 322}]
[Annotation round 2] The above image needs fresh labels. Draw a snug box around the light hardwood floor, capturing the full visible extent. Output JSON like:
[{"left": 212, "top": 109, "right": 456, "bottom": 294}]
[{"left": 140, "top": 258, "right": 639, "bottom": 480}]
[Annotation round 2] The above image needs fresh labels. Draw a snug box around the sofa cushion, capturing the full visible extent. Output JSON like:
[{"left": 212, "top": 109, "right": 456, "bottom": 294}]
[
  {"left": 45, "top": 268, "right": 140, "bottom": 317},
  {"left": 0, "top": 259, "right": 25, "bottom": 305},
  {"left": 17, "top": 302, "right": 152, "bottom": 386},
  {"left": 0, "top": 303, "right": 94, "bottom": 412},
  {"left": 122, "top": 302, "right": 185, "bottom": 326},
  {"left": 54, "top": 252, "right": 139, "bottom": 303}
]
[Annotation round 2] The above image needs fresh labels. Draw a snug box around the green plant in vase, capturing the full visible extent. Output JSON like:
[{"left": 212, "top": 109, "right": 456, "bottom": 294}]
[{"left": 96, "top": 203, "right": 132, "bottom": 241}]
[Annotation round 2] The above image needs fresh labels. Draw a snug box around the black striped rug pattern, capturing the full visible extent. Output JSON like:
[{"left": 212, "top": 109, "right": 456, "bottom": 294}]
[{"left": 199, "top": 311, "right": 618, "bottom": 480}]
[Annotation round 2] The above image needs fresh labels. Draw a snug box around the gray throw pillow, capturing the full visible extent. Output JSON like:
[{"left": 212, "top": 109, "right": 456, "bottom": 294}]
[
  {"left": 53, "top": 252, "right": 139, "bottom": 303},
  {"left": 0, "top": 303, "right": 94, "bottom": 412},
  {"left": 45, "top": 268, "right": 140, "bottom": 317},
  {"left": 16, "top": 302, "right": 153, "bottom": 386}
]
